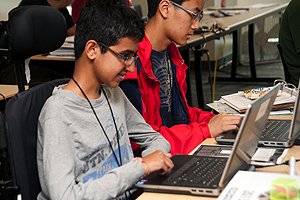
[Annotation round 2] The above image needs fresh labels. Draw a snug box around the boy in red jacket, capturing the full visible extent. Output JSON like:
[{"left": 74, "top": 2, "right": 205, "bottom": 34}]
[{"left": 120, "top": 0, "right": 241, "bottom": 155}]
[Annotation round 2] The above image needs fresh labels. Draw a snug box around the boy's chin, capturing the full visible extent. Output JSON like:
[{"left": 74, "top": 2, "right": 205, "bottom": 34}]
[
  {"left": 175, "top": 39, "right": 188, "bottom": 46},
  {"left": 107, "top": 82, "right": 120, "bottom": 88}
]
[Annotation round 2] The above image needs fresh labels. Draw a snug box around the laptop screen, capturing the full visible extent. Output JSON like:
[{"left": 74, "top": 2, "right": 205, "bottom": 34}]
[
  {"left": 219, "top": 83, "right": 282, "bottom": 188},
  {"left": 290, "top": 80, "right": 300, "bottom": 140}
]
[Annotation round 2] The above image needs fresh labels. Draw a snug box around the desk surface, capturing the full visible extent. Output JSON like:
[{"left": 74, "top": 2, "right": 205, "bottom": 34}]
[
  {"left": 0, "top": 85, "right": 29, "bottom": 100},
  {"left": 178, "top": 3, "right": 288, "bottom": 51},
  {"left": 137, "top": 114, "right": 297, "bottom": 200},
  {"left": 31, "top": 54, "right": 75, "bottom": 62}
]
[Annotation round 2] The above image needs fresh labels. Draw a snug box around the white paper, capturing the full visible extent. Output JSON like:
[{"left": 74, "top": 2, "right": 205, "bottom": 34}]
[
  {"left": 250, "top": 3, "right": 278, "bottom": 9},
  {"left": 217, "top": 171, "right": 300, "bottom": 200},
  {"left": 220, "top": 86, "right": 297, "bottom": 112}
]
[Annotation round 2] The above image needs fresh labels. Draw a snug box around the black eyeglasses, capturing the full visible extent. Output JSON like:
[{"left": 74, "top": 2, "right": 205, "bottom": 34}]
[
  {"left": 97, "top": 41, "right": 138, "bottom": 66},
  {"left": 169, "top": 0, "right": 203, "bottom": 22}
]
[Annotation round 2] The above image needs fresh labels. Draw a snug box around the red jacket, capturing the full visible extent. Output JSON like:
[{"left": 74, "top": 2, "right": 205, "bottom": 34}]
[{"left": 124, "top": 35, "right": 215, "bottom": 155}]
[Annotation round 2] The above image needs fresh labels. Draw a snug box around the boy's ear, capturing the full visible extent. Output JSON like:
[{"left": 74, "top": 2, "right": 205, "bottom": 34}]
[
  {"left": 159, "top": 0, "right": 171, "bottom": 19},
  {"left": 85, "top": 40, "right": 98, "bottom": 60}
]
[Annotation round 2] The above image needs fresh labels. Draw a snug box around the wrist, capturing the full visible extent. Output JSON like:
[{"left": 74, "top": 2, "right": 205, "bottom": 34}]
[{"left": 133, "top": 157, "right": 150, "bottom": 178}]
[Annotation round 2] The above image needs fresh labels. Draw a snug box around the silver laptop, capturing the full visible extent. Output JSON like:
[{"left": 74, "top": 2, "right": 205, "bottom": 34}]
[
  {"left": 216, "top": 80, "right": 300, "bottom": 148},
  {"left": 135, "top": 83, "right": 281, "bottom": 196}
]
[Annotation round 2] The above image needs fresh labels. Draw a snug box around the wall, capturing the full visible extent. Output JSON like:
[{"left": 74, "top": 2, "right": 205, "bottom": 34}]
[
  {"left": 0, "top": 0, "right": 20, "bottom": 20},
  {"left": 237, "top": 0, "right": 290, "bottom": 6},
  {"left": 132, "top": 0, "right": 148, "bottom": 17}
]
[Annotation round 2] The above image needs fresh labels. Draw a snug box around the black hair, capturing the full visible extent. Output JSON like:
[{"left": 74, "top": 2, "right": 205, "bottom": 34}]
[
  {"left": 74, "top": 0, "right": 145, "bottom": 59},
  {"left": 147, "top": 0, "right": 186, "bottom": 19}
]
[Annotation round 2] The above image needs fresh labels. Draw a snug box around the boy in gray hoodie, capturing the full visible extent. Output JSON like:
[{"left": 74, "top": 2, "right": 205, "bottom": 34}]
[{"left": 36, "top": 0, "right": 173, "bottom": 199}]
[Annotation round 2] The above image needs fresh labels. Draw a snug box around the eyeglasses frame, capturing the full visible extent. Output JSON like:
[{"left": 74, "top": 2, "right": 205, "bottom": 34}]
[
  {"left": 97, "top": 41, "right": 138, "bottom": 66},
  {"left": 169, "top": 0, "right": 203, "bottom": 22}
]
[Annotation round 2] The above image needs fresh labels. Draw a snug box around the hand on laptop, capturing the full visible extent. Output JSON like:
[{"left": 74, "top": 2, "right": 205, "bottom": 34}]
[
  {"left": 208, "top": 113, "right": 242, "bottom": 138},
  {"left": 142, "top": 150, "right": 174, "bottom": 176}
]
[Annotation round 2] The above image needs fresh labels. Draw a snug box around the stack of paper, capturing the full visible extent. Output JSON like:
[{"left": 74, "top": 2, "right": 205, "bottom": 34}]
[
  {"left": 219, "top": 86, "right": 297, "bottom": 113},
  {"left": 218, "top": 171, "right": 300, "bottom": 200},
  {"left": 48, "top": 36, "right": 75, "bottom": 59}
]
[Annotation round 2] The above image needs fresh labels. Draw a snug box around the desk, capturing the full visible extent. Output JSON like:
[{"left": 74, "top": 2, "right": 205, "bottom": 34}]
[
  {"left": 178, "top": 3, "right": 288, "bottom": 109},
  {"left": 31, "top": 55, "right": 74, "bottom": 62},
  {"left": 0, "top": 84, "right": 29, "bottom": 100},
  {"left": 29, "top": 55, "right": 75, "bottom": 82},
  {"left": 137, "top": 114, "right": 297, "bottom": 200},
  {"left": 137, "top": 140, "right": 300, "bottom": 200}
]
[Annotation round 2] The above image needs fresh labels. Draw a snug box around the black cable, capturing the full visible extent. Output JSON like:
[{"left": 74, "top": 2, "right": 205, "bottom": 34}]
[
  {"left": 186, "top": 35, "right": 207, "bottom": 52},
  {"left": 186, "top": 39, "right": 213, "bottom": 103},
  {"left": 101, "top": 87, "right": 133, "bottom": 200},
  {"left": 101, "top": 86, "right": 122, "bottom": 166},
  {"left": 0, "top": 93, "right": 7, "bottom": 109},
  {"left": 205, "top": 51, "right": 213, "bottom": 103},
  {"left": 0, "top": 93, "right": 7, "bottom": 103}
]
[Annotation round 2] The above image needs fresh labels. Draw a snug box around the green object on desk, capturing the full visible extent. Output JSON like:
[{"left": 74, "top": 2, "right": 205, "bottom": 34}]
[{"left": 270, "top": 177, "right": 299, "bottom": 200}]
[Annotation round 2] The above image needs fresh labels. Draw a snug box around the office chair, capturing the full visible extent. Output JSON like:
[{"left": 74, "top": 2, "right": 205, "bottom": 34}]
[
  {"left": 277, "top": 44, "right": 292, "bottom": 83},
  {"left": 0, "top": 5, "right": 67, "bottom": 92},
  {"left": 4, "top": 78, "right": 70, "bottom": 200}
]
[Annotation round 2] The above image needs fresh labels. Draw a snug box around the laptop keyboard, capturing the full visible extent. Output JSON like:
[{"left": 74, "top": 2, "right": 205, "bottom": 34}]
[
  {"left": 262, "top": 120, "right": 291, "bottom": 140},
  {"left": 164, "top": 157, "right": 227, "bottom": 187},
  {"left": 193, "top": 145, "right": 232, "bottom": 157}
]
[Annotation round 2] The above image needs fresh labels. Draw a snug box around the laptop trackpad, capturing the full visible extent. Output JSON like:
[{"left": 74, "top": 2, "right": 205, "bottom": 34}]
[{"left": 215, "top": 130, "right": 238, "bottom": 144}]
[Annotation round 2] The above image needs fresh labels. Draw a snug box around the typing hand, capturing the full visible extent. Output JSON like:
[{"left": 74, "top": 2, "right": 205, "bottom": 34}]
[
  {"left": 142, "top": 150, "right": 174, "bottom": 176},
  {"left": 208, "top": 113, "right": 241, "bottom": 138}
]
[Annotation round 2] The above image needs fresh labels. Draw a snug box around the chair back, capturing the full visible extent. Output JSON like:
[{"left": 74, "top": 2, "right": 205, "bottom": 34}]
[
  {"left": 7, "top": 5, "right": 67, "bottom": 61},
  {"left": 5, "top": 78, "right": 69, "bottom": 200},
  {"left": 0, "top": 5, "right": 67, "bottom": 92},
  {"left": 277, "top": 44, "right": 292, "bottom": 83}
]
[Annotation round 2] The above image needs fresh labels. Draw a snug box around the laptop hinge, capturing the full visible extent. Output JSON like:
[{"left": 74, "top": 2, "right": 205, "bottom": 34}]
[{"left": 236, "top": 147, "right": 251, "bottom": 163}]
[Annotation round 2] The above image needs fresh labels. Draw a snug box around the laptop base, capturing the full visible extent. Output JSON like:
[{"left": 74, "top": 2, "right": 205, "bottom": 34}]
[{"left": 137, "top": 154, "right": 255, "bottom": 197}]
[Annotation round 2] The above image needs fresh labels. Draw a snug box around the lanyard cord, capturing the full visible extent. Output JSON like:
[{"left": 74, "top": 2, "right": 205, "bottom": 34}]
[
  {"left": 101, "top": 84, "right": 123, "bottom": 166},
  {"left": 71, "top": 77, "right": 122, "bottom": 167}
]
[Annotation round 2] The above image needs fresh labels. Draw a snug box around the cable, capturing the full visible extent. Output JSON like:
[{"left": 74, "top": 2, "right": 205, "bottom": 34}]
[
  {"left": 0, "top": 93, "right": 7, "bottom": 103},
  {"left": 186, "top": 35, "right": 207, "bottom": 52},
  {"left": 0, "top": 93, "right": 7, "bottom": 109},
  {"left": 212, "top": 36, "right": 226, "bottom": 103},
  {"left": 187, "top": 25, "right": 225, "bottom": 108}
]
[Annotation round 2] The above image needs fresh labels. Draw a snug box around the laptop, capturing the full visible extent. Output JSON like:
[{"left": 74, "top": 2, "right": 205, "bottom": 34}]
[
  {"left": 216, "top": 80, "right": 300, "bottom": 148},
  {"left": 136, "top": 83, "right": 281, "bottom": 196}
]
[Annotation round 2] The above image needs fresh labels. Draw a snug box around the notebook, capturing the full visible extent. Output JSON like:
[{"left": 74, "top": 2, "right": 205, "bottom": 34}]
[
  {"left": 216, "top": 80, "right": 300, "bottom": 148},
  {"left": 135, "top": 83, "right": 281, "bottom": 196}
]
